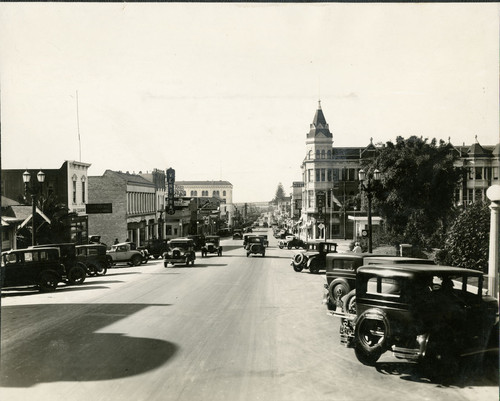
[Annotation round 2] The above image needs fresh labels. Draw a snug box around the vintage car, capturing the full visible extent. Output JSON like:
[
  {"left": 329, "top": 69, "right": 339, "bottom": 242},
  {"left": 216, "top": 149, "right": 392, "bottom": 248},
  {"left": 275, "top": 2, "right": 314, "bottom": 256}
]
[
  {"left": 187, "top": 235, "right": 206, "bottom": 251},
  {"left": 76, "top": 244, "right": 110, "bottom": 276},
  {"left": 232, "top": 229, "right": 243, "bottom": 240},
  {"left": 291, "top": 241, "right": 338, "bottom": 273},
  {"left": 31, "top": 243, "right": 87, "bottom": 285},
  {"left": 1, "top": 247, "right": 66, "bottom": 292},
  {"left": 107, "top": 242, "right": 144, "bottom": 266},
  {"left": 141, "top": 238, "right": 169, "bottom": 259},
  {"left": 201, "top": 235, "right": 222, "bottom": 257},
  {"left": 279, "top": 235, "right": 305, "bottom": 250},
  {"left": 323, "top": 254, "right": 435, "bottom": 310},
  {"left": 163, "top": 238, "right": 196, "bottom": 267},
  {"left": 332, "top": 264, "right": 499, "bottom": 380},
  {"left": 245, "top": 236, "right": 266, "bottom": 257}
]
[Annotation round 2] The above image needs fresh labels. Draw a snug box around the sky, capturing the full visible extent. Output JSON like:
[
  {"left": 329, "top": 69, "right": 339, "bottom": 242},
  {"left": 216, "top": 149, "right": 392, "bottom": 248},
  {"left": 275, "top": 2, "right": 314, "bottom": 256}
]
[{"left": 0, "top": 3, "right": 498, "bottom": 203}]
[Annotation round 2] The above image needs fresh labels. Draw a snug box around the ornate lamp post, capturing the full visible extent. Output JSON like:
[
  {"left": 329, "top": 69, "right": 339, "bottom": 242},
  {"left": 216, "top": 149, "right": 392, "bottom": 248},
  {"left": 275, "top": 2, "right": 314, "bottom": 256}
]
[
  {"left": 23, "top": 170, "right": 46, "bottom": 246},
  {"left": 358, "top": 168, "right": 380, "bottom": 253}
]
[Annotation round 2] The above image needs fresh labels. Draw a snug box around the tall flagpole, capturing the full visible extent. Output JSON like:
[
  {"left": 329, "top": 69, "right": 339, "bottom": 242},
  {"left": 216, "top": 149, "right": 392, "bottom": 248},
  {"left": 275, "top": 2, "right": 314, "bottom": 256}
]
[{"left": 76, "top": 90, "right": 81, "bottom": 162}]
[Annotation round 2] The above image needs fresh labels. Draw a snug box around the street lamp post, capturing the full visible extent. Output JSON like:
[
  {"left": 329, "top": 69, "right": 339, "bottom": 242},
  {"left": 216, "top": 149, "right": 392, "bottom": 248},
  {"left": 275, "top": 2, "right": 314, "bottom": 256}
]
[
  {"left": 23, "top": 170, "right": 46, "bottom": 246},
  {"left": 358, "top": 168, "right": 380, "bottom": 253}
]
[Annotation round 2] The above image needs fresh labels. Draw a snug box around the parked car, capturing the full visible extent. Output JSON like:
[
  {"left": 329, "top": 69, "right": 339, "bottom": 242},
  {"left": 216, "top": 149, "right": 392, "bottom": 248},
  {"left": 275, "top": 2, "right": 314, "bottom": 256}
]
[
  {"left": 107, "top": 242, "right": 144, "bottom": 266},
  {"left": 245, "top": 236, "right": 266, "bottom": 257},
  {"left": 163, "top": 238, "right": 196, "bottom": 267},
  {"left": 201, "top": 235, "right": 222, "bottom": 257},
  {"left": 323, "top": 254, "right": 435, "bottom": 310},
  {"left": 142, "top": 238, "right": 169, "bottom": 259},
  {"left": 279, "top": 235, "right": 305, "bottom": 250},
  {"left": 332, "top": 264, "right": 498, "bottom": 380},
  {"left": 76, "top": 244, "right": 110, "bottom": 276},
  {"left": 232, "top": 229, "right": 243, "bottom": 240},
  {"left": 291, "top": 241, "right": 338, "bottom": 273},
  {"left": 1, "top": 247, "right": 66, "bottom": 292},
  {"left": 31, "top": 243, "right": 87, "bottom": 285}
]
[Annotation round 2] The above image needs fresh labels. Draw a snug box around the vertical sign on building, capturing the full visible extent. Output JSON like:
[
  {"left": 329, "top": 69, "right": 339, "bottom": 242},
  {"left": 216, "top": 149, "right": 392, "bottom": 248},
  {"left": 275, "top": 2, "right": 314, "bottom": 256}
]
[
  {"left": 166, "top": 168, "right": 175, "bottom": 215},
  {"left": 317, "top": 191, "right": 325, "bottom": 222}
]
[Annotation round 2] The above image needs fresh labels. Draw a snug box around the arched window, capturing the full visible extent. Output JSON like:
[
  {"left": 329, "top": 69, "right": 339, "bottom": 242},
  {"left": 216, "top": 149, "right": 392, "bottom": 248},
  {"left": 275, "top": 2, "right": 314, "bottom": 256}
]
[
  {"left": 321, "top": 150, "right": 325, "bottom": 159},
  {"left": 223, "top": 190, "right": 226, "bottom": 196},
  {"left": 327, "top": 150, "right": 332, "bottom": 159},
  {"left": 81, "top": 176, "right": 86, "bottom": 203},
  {"left": 316, "top": 150, "right": 320, "bottom": 159}
]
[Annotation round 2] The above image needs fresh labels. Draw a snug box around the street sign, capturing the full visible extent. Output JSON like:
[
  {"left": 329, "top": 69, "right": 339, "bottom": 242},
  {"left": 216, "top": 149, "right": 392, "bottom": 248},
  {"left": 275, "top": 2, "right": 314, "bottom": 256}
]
[
  {"left": 86, "top": 203, "right": 112, "bottom": 214},
  {"left": 361, "top": 229, "right": 369, "bottom": 237}
]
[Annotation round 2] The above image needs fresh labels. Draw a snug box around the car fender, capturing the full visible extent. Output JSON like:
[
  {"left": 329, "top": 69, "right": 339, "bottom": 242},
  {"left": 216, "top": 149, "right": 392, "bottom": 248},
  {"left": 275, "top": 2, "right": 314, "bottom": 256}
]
[{"left": 306, "top": 256, "right": 317, "bottom": 267}]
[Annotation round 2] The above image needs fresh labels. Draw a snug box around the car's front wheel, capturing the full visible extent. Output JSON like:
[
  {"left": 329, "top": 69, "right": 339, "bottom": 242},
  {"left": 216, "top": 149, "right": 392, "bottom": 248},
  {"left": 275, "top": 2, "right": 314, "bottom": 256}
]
[{"left": 68, "top": 265, "right": 86, "bottom": 285}]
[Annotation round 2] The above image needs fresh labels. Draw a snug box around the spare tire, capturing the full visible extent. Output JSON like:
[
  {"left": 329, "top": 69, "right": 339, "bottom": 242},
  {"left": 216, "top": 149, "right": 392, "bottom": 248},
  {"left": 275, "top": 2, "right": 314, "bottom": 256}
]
[
  {"left": 250, "top": 244, "right": 260, "bottom": 253},
  {"left": 354, "top": 310, "right": 390, "bottom": 366},
  {"left": 293, "top": 253, "right": 304, "bottom": 266}
]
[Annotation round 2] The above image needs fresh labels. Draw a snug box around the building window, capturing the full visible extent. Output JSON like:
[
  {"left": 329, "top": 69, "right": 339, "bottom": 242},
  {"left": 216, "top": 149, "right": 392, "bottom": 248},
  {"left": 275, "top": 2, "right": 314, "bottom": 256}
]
[
  {"left": 475, "top": 189, "right": 483, "bottom": 202},
  {"left": 223, "top": 190, "right": 226, "bottom": 196},
  {"left": 493, "top": 167, "right": 499, "bottom": 180},
  {"left": 475, "top": 167, "right": 483, "bottom": 180},
  {"left": 308, "top": 169, "right": 313, "bottom": 182},
  {"left": 333, "top": 169, "right": 340, "bottom": 182},
  {"left": 72, "top": 180, "right": 77, "bottom": 204},
  {"left": 81, "top": 179, "right": 86, "bottom": 203},
  {"left": 327, "top": 150, "right": 332, "bottom": 159},
  {"left": 316, "top": 150, "right": 320, "bottom": 159},
  {"left": 327, "top": 169, "right": 332, "bottom": 182},
  {"left": 321, "top": 150, "right": 325, "bottom": 159},
  {"left": 316, "top": 169, "right": 320, "bottom": 182},
  {"left": 320, "top": 169, "right": 326, "bottom": 182},
  {"left": 308, "top": 190, "right": 315, "bottom": 208}
]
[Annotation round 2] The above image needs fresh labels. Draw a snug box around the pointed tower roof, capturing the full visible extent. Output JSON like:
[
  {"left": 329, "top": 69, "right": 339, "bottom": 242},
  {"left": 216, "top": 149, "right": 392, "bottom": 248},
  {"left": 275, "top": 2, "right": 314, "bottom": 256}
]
[
  {"left": 307, "top": 100, "right": 333, "bottom": 139},
  {"left": 467, "top": 136, "right": 490, "bottom": 158},
  {"left": 492, "top": 143, "right": 500, "bottom": 156}
]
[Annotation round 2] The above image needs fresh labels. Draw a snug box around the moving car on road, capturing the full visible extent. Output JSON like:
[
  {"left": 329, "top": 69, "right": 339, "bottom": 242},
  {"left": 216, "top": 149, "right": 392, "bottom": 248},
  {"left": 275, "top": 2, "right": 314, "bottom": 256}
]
[
  {"left": 245, "top": 236, "right": 266, "bottom": 257},
  {"left": 201, "top": 235, "right": 222, "bottom": 257},
  {"left": 163, "top": 238, "right": 196, "bottom": 267}
]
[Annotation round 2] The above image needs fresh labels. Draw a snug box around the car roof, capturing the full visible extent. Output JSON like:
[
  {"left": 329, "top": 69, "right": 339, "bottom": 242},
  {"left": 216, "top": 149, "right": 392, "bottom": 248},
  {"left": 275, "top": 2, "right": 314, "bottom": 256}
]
[
  {"left": 205, "top": 236, "right": 219, "bottom": 239},
  {"left": 358, "top": 264, "right": 483, "bottom": 278},
  {"left": 3, "top": 247, "right": 60, "bottom": 254},
  {"left": 363, "top": 256, "right": 435, "bottom": 265}
]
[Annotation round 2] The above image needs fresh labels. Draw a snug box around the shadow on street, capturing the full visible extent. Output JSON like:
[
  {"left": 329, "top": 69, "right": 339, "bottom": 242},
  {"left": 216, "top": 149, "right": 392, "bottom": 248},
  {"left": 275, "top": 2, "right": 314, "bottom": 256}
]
[{"left": 0, "top": 303, "right": 178, "bottom": 388}]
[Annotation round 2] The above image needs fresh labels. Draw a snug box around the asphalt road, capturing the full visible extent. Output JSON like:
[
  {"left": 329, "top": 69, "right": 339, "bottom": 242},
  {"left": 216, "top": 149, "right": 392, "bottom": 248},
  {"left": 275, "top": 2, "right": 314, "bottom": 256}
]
[{"left": 0, "top": 229, "right": 498, "bottom": 401}]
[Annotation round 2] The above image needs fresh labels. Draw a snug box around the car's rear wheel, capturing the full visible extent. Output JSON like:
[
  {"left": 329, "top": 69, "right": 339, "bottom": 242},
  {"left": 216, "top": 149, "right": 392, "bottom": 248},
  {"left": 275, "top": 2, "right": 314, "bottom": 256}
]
[
  {"left": 131, "top": 255, "right": 142, "bottom": 266},
  {"left": 39, "top": 271, "right": 58, "bottom": 292},
  {"left": 354, "top": 310, "right": 390, "bottom": 366},
  {"left": 293, "top": 264, "right": 303, "bottom": 272},
  {"left": 68, "top": 265, "right": 86, "bottom": 285}
]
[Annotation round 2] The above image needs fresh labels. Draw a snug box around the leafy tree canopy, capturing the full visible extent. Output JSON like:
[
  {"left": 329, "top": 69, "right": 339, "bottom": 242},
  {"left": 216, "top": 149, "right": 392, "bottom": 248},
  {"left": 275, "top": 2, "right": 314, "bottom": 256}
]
[
  {"left": 367, "top": 136, "right": 463, "bottom": 248},
  {"left": 436, "top": 201, "right": 490, "bottom": 272}
]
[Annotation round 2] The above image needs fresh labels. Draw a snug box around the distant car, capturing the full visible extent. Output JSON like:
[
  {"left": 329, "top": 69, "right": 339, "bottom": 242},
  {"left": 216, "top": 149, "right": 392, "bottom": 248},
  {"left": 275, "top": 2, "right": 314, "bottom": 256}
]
[
  {"left": 201, "top": 235, "right": 222, "bottom": 257},
  {"left": 291, "top": 241, "right": 338, "bottom": 273},
  {"left": 163, "top": 238, "right": 196, "bottom": 267},
  {"left": 332, "top": 264, "right": 498, "bottom": 381},
  {"left": 1, "top": 247, "right": 66, "bottom": 292},
  {"left": 323, "top": 254, "right": 435, "bottom": 311},
  {"left": 279, "top": 235, "right": 305, "bottom": 250},
  {"left": 107, "top": 242, "right": 144, "bottom": 266},
  {"left": 187, "top": 235, "right": 206, "bottom": 251},
  {"left": 245, "top": 236, "right": 266, "bottom": 257},
  {"left": 142, "top": 238, "right": 169, "bottom": 259},
  {"left": 232, "top": 229, "right": 243, "bottom": 240}
]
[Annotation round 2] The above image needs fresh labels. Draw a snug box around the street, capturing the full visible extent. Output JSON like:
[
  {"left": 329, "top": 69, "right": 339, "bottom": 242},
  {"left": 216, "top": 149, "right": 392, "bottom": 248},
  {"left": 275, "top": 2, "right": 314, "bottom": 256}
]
[{"left": 0, "top": 229, "right": 497, "bottom": 401}]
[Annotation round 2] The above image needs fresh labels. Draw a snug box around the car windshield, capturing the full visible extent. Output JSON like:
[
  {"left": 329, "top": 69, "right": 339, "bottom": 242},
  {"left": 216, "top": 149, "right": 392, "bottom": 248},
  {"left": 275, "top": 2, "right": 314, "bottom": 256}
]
[{"left": 248, "top": 238, "right": 261, "bottom": 243}]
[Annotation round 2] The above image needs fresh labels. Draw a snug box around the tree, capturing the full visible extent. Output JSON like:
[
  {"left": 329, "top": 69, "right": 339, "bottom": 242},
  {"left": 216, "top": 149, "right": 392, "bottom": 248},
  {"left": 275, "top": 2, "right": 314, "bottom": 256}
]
[
  {"left": 367, "top": 136, "right": 463, "bottom": 249},
  {"left": 273, "top": 183, "right": 286, "bottom": 204},
  {"left": 436, "top": 201, "right": 490, "bottom": 272}
]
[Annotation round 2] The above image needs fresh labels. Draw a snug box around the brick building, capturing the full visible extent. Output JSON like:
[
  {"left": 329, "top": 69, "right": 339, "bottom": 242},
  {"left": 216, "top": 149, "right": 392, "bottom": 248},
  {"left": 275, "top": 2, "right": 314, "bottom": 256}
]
[{"left": 88, "top": 170, "right": 156, "bottom": 247}]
